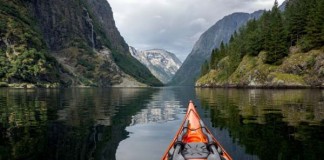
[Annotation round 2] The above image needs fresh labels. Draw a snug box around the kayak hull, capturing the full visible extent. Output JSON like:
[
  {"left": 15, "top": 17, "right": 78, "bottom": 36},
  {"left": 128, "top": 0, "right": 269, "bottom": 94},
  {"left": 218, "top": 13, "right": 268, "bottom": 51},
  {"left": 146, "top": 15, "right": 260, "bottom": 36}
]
[{"left": 162, "top": 100, "right": 232, "bottom": 160}]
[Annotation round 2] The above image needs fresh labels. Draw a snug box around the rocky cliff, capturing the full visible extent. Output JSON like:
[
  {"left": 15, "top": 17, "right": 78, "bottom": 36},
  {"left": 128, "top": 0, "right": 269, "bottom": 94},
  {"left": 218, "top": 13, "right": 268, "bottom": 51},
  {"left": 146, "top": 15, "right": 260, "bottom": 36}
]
[
  {"left": 129, "top": 47, "right": 182, "bottom": 84},
  {"left": 196, "top": 47, "right": 324, "bottom": 88},
  {"left": 0, "top": 0, "right": 162, "bottom": 87},
  {"left": 170, "top": 11, "right": 263, "bottom": 86}
]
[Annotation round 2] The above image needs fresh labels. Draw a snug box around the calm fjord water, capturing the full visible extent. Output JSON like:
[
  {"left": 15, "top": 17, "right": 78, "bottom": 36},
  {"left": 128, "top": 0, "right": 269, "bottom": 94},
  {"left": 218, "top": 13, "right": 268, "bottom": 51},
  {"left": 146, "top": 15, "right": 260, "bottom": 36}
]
[{"left": 0, "top": 87, "right": 323, "bottom": 160}]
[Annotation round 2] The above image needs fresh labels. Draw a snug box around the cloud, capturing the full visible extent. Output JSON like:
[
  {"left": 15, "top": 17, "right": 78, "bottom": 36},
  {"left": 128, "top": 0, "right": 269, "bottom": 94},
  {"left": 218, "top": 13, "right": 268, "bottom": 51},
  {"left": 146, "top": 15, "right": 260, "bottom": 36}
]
[{"left": 108, "top": 0, "right": 285, "bottom": 62}]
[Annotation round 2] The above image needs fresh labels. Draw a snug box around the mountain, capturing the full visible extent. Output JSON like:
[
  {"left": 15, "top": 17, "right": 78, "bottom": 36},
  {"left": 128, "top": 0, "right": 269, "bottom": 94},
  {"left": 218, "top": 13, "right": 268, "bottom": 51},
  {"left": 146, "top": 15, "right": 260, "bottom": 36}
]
[
  {"left": 279, "top": 0, "right": 288, "bottom": 11},
  {"left": 0, "top": 0, "right": 162, "bottom": 87},
  {"left": 196, "top": 0, "right": 324, "bottom": 88},
  {"left": 129, "top": 47, "right": 182, "bottom": 84},
  {"left": 170, "top": 11, "right": 264, "bottom": 86}
]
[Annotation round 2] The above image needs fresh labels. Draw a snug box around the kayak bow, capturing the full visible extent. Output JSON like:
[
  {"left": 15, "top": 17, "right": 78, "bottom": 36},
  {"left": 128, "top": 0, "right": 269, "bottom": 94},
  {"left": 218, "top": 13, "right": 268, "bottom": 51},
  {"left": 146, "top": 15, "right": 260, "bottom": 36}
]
[{"left": 162, "top": 100, "right": 232, "bottom": 160}]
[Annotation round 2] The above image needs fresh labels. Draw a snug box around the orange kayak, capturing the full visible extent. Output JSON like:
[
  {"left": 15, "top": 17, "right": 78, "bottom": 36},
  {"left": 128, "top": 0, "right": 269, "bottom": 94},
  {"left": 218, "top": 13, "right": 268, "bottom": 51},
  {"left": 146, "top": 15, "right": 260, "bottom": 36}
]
[{"left": 162, "top": 100, "right": 232, "bottom": 160}]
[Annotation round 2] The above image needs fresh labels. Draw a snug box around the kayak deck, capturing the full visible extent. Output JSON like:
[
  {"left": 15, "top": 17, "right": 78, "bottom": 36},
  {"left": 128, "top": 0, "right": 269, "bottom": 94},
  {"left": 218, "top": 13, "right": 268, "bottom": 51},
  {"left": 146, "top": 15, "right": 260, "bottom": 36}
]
[{"left": 162, "top": 100, "right": 232, "bottom": 160}]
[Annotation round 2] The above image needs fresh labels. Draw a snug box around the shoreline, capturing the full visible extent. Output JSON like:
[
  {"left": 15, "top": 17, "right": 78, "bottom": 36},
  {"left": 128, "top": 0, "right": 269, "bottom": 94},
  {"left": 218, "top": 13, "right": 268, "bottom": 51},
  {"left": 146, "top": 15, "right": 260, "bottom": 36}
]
[
  {"left": 195, "top": 84, "right": 324, "bottom": 89},
  {"left": 1, "top": 82, "right": 323, "bottom": 89},
  {"left": 0, "top": 82, "right": 153, "bottom": 89}
]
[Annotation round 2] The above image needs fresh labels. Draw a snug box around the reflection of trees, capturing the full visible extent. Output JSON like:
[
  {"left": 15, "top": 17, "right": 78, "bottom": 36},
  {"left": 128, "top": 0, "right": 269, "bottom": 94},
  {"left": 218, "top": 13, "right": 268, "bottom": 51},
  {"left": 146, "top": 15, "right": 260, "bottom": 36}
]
[
  {"left": 0, "top": 88, "right": 157, "bottom": 160},
  {"left": 196, "top": 88, "right": 324, "bottom": 125},
  {"left": 196, "top": 88, "right": 324, "bottom": 160},
  {"left": 0, "top": 89, "right": 59, "bottom": 159}
]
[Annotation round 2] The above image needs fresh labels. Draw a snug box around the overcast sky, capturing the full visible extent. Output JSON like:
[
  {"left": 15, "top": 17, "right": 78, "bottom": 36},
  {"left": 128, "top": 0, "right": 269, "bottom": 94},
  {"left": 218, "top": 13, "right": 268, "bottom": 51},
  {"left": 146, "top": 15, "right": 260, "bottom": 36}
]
[{"left": 108, "top": 0, "right": 285, "bottom": 62}]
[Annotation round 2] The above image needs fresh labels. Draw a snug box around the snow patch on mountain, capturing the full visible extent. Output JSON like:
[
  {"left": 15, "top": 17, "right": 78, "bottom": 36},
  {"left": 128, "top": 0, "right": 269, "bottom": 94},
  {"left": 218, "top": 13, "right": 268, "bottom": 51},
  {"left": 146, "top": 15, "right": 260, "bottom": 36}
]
[{"left": 129, "top": 46, "right": 182, "bottom": 84}]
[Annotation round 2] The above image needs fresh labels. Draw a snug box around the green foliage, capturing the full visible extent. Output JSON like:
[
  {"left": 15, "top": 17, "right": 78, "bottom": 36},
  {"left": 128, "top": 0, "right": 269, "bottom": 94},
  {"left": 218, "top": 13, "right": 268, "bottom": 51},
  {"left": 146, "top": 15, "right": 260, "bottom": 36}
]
[
  {"left": 245, "top": 19, "right": 263, "bottom": 56},
  {"left": 200, "top": 60, "right": 209, "bottom": 76},
  {"left": 301, "top": 0, "right": 324, "bottom": 51},
  {"left": 285, "top": 0, "right": 315, "bottom": 46},
  {"left": 6, "top": 49, "right": 58, "bottom": 83},
  {"left": 77, "top": 57, "right": 95, "bottom": 71},
  {"left": 209, "top": 47, "right": 226, "bottom": 69},
  {"left": 200, "top": 0, "right": 323, "bottom": 81},
  {"left": 265, "top": 1, "right": 288, "bottom": 64},
  {"left": 0, "top": 51, "right": 9, "bottom": 79},
  {"left": 0, "top": 1, "right": 61, "bottom": 84}
]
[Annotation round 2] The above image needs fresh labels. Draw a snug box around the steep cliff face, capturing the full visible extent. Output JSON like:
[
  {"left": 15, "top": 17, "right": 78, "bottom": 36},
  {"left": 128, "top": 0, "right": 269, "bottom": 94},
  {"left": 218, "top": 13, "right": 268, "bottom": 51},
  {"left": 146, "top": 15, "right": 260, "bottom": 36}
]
[
  {"left": 0, "top": 0, "right": 161, "bottom": 87},
  {"left": 26, "top": 0, "right": 123, "bottom": 86},
  {"left": 170, "top": 11, "right": 263, "bottom": 85},
  {"left": 129, "top": 47, "right": 182, "bottom": 84}
]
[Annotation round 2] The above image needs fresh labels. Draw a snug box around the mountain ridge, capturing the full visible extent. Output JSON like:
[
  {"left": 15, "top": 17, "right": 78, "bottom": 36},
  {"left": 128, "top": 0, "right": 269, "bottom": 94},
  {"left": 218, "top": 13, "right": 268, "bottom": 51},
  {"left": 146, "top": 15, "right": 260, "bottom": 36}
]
[
  {"left": 129, "top": 47, "right": 182, "bottom": 84},
  {"left": 170, "top": 10, "right": 264, "bottom": 85}
]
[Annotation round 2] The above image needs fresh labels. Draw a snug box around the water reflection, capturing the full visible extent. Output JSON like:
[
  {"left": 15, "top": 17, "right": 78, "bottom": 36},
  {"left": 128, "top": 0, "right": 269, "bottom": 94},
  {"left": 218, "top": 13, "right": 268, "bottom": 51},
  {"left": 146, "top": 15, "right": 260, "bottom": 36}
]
[
  {"left": 0, "top": 88, "right": 157, "bottom": 160},
  {"left": 196, "top": 88, "right": 324, "bottom": 160},
  {"left": 116, "top": 87, "right": 186, "bottom": 160},
  {"left": 1, "top": 87, "right": 323, "bottom": 160},
  {"left": 130, "top": 88, "right": 182, "bottom": 125},
  {"left": 0, "top": 89, "right": 57, "bottom": 159}
]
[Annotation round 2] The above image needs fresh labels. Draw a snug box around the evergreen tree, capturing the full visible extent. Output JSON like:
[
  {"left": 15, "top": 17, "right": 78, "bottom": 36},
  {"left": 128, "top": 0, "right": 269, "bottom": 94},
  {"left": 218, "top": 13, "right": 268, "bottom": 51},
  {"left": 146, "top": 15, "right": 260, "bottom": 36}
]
[
  {"left": 265, "top": 0, "right": 288, "bottom": 64},
  {"left": 259, "top": 11, "right": 272, "bottom": 51},
  {"left": 285, "top": 0, "right": 313, "bottom": 46},
  {"left": 229, "top": 35, "right": 234, "bottom": 43},
  {"left": 245, "top": 19, "right": 263, "bottom": 56},
  {"left": 301, "top": 0, "right": 324, "bottom": 50},
  {"left": 200, "top": 60, "right": 210, "bottom": 76},
  {"left": 210, "top": 49, "right": 218, "bottom": 69},
  {"left": 220, "top": 41, "right": 225, "bottom": 54},
  {"left": 219, "top": 41, "right": 228, "bottom": 58},
  {"left": 200, "top": 0, "right": 324, "bottom": 81}
]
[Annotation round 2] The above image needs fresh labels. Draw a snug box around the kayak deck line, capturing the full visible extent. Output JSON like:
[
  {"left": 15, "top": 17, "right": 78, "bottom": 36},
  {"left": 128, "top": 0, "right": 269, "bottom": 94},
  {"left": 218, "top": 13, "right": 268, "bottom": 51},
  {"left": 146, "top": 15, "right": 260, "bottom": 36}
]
[{"left": 162, "top": 100, "right": 232, "bottom": 160}]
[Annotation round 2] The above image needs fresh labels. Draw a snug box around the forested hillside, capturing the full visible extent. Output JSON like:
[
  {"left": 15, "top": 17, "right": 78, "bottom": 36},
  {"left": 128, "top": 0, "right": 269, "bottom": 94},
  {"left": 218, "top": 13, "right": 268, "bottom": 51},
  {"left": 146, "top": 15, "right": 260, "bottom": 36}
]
[
  {"left": 197, "top": 0, "right": 324, "bottom": 88},
  {"left": 0, "top": 1, "right": 62, "bottom": 87}
]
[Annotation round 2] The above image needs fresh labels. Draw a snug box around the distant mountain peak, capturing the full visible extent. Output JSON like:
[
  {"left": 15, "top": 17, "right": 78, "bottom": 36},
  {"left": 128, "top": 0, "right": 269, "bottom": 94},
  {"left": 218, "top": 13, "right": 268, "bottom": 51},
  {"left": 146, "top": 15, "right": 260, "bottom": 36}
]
[{"left": 130, "top": 47, "right": 182, "bottom": 84}]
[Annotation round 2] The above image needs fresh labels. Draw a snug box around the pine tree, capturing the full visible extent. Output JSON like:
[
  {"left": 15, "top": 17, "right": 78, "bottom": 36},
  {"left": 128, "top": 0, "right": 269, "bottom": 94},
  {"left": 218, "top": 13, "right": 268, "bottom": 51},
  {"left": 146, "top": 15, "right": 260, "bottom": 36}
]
[
  {"left": 246, "top": 19, "right": 263, "bottom": 56},
  {"left": 265, "top": 0, "right": 288, "bottom": 64},
  {"left": 220, "top": 41, "right": 225, "bottom": 54},
  {"left": 200, "top": 60, "right": 210, "bottom": 76},
  {"left": 229, "top": 35, "right": 234, "bottom": 43},
  {"left": 301, "top": 0, "right": 324, "bottom": 50},
  {"left": 285, "top": 0, "right": 312, "bottom": 46},
  {"left": 209, "top": 49, "right": 218, "bottom": 69},
  {"left": 260, "top": 11, "right": 272, "bottom": 51}
]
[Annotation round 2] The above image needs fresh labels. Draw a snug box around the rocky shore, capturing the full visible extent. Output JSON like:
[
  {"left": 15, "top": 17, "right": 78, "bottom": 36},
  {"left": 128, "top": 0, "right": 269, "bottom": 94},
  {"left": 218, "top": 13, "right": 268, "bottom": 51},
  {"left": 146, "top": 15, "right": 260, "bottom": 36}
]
[{"left": 196, "top": 47, "right": 324, "bottom": 88}]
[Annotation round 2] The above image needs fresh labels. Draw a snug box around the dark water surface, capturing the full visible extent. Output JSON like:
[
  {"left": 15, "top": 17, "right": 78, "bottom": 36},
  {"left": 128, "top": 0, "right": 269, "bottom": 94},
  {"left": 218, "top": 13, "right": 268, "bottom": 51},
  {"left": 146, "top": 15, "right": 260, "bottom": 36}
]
[{"left": 0, "top": 87, "right": 323, "bottom": 160}]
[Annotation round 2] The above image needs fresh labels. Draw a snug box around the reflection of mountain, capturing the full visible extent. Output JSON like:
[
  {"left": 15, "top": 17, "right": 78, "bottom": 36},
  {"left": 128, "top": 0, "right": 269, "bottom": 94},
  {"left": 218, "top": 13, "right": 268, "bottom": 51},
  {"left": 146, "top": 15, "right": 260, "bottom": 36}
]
[
  {"left": 130, "top": 102, "right": 180, "bottom": 125},
  {"left": 196, "top": 88, "right": 324, "bottom": 160},
  {"left": 130, "top": 88, "right": 182, "bottom": 125}
]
